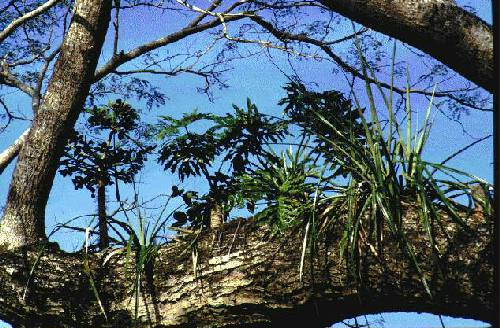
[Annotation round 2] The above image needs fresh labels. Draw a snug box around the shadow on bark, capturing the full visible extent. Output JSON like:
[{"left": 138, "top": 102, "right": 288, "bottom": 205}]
[{"left": 0, "top": 209, "right": 494, "bottom": 328}]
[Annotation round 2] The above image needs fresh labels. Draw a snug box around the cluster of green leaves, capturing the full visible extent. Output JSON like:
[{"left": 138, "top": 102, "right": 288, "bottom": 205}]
[
  {"left": 59, "top": 100, "right": 154, "bottom": 196},
  {"left": 279, "top": 81, "right": 368, "bottom": 179},
  {"left": 282, "top": 83, "right": 364, "bottom": 148},
  {"left": 238, "top": 145, "right": 322, "bottom": 234},
  {"left": 155, "top": 84, "right": 368, "bottom": 232},
  {"left": 154, "top": 43, "right": 491, "bottom": 295},
  {"left": 158, "top": 99, "right": 286, "bottom": 179},
  {"left": 309, "top": 40, "right": 492, "bottom": 294},
  {"left": 156, "top": 99, "right": 287, "bottom": 227}
]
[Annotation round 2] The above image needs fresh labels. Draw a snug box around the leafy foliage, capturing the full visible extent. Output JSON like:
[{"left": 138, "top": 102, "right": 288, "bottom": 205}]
[
  {"left": 158, "top": 99, "right": 286, "bottom": 180},
  {"left": 279, "top": 81, "right": 367, "bottom": 178},
  {"left": 280, "top": 81, "right": 366, "bottom": 149},
  {"left": 238, "top": 145, "right": 322, "bottom": 234},
  {"left": 157, "top": 99, "right": 287, "bottom": 227},
  {"left": 155, "top": 53, "right": 491, "bottom": 295},
  {"left": 59, "top": 100, "right": 154, "bottom": 197},
  {"left": 155, "top": 82, "right": 370, "bottom": 232}
]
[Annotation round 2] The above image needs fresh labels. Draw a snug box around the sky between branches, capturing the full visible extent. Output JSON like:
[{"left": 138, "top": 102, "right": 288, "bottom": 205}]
[{"left": 0, "top": 0, "right": 493, "bottom": 327}]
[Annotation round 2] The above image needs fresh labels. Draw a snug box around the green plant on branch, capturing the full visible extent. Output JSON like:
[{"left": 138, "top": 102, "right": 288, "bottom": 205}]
[
  {"left": 303, "top": 36, "right": 493, "bottom": 294},
  {"left": 98, "top": 189, "right": 182, "bottom": 324},
  {"left": 59, "top": 100, "right": 154, "bottom": 250},
  {"left": 156, "top": 99, "right": 288, "bottom": 229},
  {"left": 153, "top": 46, "right": 491, "bottom": 297},
  {"left": 237, "top": 142, "right": 322, "bottom": 234}
]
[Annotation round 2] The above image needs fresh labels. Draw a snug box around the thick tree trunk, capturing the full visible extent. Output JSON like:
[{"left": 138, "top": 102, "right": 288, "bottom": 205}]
[
  {"left": 320, "top": 0, "right": 494, "bottom": 93},
  {"left": 0, "top": 207, "right": 493, "bottom": 328},
  {"left": 0, "top": 0, "right": 112, "bottom": 249}
]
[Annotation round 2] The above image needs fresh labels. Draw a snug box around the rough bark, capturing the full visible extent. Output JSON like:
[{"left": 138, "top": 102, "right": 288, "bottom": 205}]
[
  {"left": 320, "top": 0, "right": 494, "bottom": 93},
  {"left": 210, "top": 202, "right": 225, "bottom": 230},
  {"left": 0, "top": 0, "right": 112, "bottom": 249},
  {"left": 0, "top": 207, "right": 493, "bottom": 328}
]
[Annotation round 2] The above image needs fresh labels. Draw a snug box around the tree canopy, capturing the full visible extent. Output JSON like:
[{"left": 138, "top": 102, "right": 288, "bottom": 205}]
[{"left": 0, "top": 1, "right": 494, "bottom": 327}]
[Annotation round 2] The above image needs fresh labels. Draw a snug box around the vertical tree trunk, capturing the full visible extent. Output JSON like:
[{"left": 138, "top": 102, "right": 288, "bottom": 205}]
[
  {"left": 0, "top": 0, "right": 112, "bottom": 249},
  {"left": 97, "top": 179, "right": 109, "bottom": 249},
  {"left": 209, "top": 202, "right": 224, "bottom": 230}
]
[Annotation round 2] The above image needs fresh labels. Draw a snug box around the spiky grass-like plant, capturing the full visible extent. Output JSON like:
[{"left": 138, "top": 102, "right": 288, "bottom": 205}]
[
  {"left": 239, "top": 143, "right": 322, "bottom": 235},
  {"left": 210, "top": 43, "right": 490, "bottom": 291},
  {"left": 309, "top": 39, "right": 491, "bottom": 295},
  {"left": 98, "top": 190, "right": 181, "bottom": 324}
]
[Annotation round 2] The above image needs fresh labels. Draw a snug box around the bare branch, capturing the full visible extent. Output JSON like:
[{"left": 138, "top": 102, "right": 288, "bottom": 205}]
[
  {"left": 113, "top": 67, "right": 226, "bottom": 96},
  {"left": 248, "top": 15, "right": 492, "bottom": 112},
  {"left": 324, "top": 28, "right": 368, "bottom": 45},
  {"left": 0, "top": 0, "right": 61, "bottom": 44},
  {"left": 7, "top": 51, "right": 46, "bottom": 67},
  {"left": 0, "top": 128, "right": 29, "bottom": 175},
  {"left": 112, "top": 0, "right": 120, "bottom": 55},
  {"left": 0, "top": 60, "right": 36, "bottom": 97},
  {"left": 93, "top": 15, "right": 245, "bottom": 82},
  {"left": 33, "top": 45, "right": 62, "bottom": 112},
  {"left": 248, "top": 1, "right": 327, "bottom": 10},
  {"left": 187, "top": 0, "right": 223, "bottom": 28},
  {"left": 175, "top": 0, "right": 247, "bottom": 18},
  {"left": 0, "top": 98, "right": 29, "bottom": 132}
]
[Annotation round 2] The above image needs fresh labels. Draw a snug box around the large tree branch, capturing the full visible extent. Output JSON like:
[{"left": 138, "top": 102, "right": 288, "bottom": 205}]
[
  {"left": 0, "top": 128, "right": 29, "bottom": 175},
  {"left": 318, "top": 0, "right": 493, "bottom": 93},
  {"left": 0, "top": 208, "right": 493, "bottom": 327},
  {"left": 0, "top": 0, "right": 61, "bottom": 44}
]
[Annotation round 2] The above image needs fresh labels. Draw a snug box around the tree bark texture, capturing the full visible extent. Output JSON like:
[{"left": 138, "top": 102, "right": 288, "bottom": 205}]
[
  {"left": 320, "top": 0, "right": 494, "bottom": 93},
  {"left": 0, "top": 0, "right": 112, "bottom": 249},
  {"left": 0, "top": 207, "right": 493, "bottom": 328},
  {"left": 210, "top": 203, "right": 225, "bottom": 230}
]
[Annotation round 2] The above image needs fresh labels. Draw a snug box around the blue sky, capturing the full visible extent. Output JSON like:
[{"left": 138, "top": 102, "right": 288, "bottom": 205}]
[{"left": 0, "top": 1, "right": 493, "bottom": 327}]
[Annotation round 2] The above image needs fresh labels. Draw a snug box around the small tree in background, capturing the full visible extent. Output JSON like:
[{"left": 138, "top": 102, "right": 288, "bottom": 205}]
[{"left": 59, "top": 100, "right": 154, "bottom": 249}]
